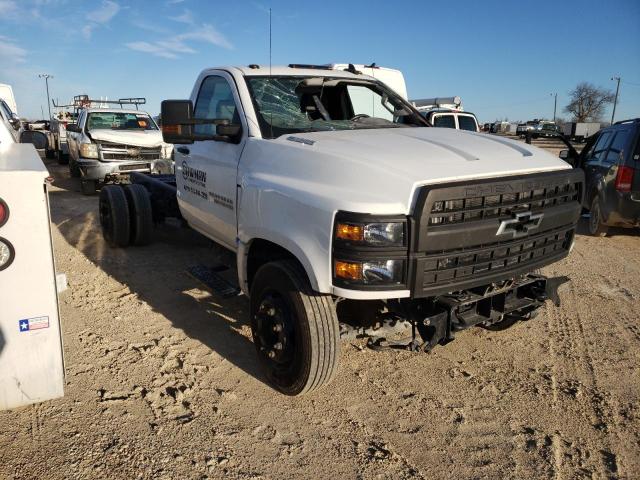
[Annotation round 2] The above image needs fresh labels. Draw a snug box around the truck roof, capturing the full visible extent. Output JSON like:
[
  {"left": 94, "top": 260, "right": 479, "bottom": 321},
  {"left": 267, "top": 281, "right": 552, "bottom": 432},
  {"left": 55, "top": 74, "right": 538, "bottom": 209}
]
[
  {"left": 82, "top": 108, "right": 152, "bottom": 115},
  {"left": 213, "top": 65, "right": 373, "bottom": 79}
]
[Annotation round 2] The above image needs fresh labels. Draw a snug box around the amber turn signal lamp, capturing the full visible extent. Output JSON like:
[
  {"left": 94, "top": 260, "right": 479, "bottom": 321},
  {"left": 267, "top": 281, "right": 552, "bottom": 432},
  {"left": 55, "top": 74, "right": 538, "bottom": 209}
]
[
  {"left": 334, "top": 260, "right": 362, "bottom": 281},
  {"left": 335, "top": 223, "right": 364, "bottom": 242},
  {"left": 162, "top": 124, "right": 180, "bottom": 135}
]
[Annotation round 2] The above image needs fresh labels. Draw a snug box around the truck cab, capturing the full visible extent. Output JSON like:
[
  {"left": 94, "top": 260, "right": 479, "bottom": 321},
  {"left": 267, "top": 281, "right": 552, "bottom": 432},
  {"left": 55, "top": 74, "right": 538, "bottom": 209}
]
[{"left": 100, "top": 65, "right": 583, "bottom": 395}]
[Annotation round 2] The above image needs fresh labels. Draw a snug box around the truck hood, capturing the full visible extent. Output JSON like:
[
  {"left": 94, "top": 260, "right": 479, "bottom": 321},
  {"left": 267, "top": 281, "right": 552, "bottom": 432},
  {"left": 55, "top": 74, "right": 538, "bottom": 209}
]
[
  {"left": 88, "top": 129, "right": 165, "bottom": 147},
  {"left": 243, "top": 127, "right": 573, "bottom": 214}
]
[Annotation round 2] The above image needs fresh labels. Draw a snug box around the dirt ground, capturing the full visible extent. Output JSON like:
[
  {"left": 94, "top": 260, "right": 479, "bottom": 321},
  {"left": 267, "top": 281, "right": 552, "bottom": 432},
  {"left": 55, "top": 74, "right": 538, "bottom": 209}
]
[{"left": 1, "top": 143, "right": 639, "bottom": 480}]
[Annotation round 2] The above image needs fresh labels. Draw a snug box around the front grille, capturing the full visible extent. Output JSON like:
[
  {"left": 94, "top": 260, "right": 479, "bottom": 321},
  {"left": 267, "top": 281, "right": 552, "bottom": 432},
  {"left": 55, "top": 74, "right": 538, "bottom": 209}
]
[
  {"left": 428, "top": 182, "right": 580, "bottom": 226},
  {"left": 415, "top": 226, "right": 573, "bottom": 296},
  {"left": 410, "top": 169, "right": 584, "bottom": 297},
  {"left": 99, "top": 142, "right": 162, "bottom": 162}
]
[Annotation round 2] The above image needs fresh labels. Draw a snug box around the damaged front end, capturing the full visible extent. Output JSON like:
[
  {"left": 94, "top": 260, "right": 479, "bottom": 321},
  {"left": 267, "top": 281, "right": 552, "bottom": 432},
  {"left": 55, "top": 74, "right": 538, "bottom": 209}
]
[{"left": 339, "top": 273, "right": 569, "bottom": 352}]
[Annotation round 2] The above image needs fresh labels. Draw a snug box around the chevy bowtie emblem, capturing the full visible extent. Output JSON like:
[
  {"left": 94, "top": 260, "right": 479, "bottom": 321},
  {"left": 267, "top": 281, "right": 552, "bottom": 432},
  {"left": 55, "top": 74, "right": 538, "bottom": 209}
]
[
  {"left": 127, "top": 147, "right": 141, "bottom": 157},
  {"left": 496, "top": 211, "right": 544, "bottom": 238}
]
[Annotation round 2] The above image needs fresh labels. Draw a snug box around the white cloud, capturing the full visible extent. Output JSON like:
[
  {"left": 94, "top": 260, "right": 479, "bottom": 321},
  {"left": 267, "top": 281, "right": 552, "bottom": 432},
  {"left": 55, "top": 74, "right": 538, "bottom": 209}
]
[
  {"left": 86, "top": 0, "right": 120, "bottom": 23},
  {"left": 171, "top": 9, "right": 194, "bottom": 24},
  {"left": 125, "top": 42, "right": 178, "bottom": 59},
  {"left": 83, "top": 0, "right": 120, "bottom": 38},
  {"left": 0, "top": 0, "right": 17, "bottom": 15},
  {"left": 178, "top": 24, "right": 232, "bottom": 49},
  {"left": 125, "top": 22, "right": 232, "bottom": 59},
  {"left": 0, "top": 35, "right": 27, "bottom": 63}
]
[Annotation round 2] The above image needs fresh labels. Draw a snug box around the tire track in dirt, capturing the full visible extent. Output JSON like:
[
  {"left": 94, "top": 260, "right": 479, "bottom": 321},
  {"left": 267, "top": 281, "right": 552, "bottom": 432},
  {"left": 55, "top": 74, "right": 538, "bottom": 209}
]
[{"left": 546, "top": 283, "right": 620, "bottom": 478}]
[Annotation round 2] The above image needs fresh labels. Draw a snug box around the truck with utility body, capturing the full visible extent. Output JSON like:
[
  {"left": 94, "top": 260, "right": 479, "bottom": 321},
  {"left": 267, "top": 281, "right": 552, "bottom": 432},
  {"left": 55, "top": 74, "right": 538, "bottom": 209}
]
[
  {"left": 66, "top": 98, "right": 173, "bottom": 195},
  {"left": 98, "top": 65, "right": 584, "bottom": 396},
  {"left": 562, "top": 122, "right": 601, "bottom": 143},
  {"left": 50, "top": 99, "right": 80, "bottom": 164}
]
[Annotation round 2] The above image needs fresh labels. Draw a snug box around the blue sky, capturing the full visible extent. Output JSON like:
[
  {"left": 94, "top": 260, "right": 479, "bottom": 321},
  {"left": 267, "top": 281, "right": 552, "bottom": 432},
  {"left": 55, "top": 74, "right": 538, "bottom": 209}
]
[{"left": 1, "top": 0, "right": 639, "bottom": 122}]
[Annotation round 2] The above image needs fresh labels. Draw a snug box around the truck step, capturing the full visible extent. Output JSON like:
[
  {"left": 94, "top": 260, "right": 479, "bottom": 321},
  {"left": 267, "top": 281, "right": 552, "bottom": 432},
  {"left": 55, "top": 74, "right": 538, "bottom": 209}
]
[{"left": 187, "top": 264, "right": 241, "bottom": 299}]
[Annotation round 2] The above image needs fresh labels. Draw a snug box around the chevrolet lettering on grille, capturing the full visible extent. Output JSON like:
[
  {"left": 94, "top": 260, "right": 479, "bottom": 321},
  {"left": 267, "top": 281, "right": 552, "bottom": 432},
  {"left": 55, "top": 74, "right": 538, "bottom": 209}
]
[{"left": 496, "top": 211, "right": 544, "bottom": 238}]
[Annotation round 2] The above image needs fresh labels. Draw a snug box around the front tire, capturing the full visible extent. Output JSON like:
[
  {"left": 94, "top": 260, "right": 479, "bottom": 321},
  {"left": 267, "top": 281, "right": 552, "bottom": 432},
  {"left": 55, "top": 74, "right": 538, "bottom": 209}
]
[
  {"left": 250, "top": 260, "right": 340, "bottom": 395},
  {"left": 588, "top": 196, "right": 608, "bottom": 237}
]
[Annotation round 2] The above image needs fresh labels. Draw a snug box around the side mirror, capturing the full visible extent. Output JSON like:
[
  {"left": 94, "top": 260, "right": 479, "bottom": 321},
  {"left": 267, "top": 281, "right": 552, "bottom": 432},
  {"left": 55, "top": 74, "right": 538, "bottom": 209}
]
[
  {"left": 161, "top": 100, "right": 194, "bottom": 144},
  {"left": 66, "top": 124, "right": 80, "bottom": 133},
  {"left": 9, "top": 115, "right": 21, "bottom": 130},
  {"left": 161, "top": 99, "right": 242, "bottom": 144},
  {"left": 559, "top": 149, "right": 569, "bottom": 160},
  {"left": 20, "top": 130, "right": 48, "bottom": 150}
]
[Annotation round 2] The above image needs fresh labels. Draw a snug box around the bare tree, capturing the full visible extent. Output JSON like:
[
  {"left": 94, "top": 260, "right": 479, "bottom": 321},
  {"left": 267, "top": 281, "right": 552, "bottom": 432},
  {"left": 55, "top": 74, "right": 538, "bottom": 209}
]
[{"left": 564, "top": 82, "right": 615, "bottom": 122}]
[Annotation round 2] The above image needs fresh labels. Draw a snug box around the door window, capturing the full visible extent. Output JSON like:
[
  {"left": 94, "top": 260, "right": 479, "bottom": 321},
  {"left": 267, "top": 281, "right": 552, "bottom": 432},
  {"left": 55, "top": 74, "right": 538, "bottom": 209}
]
[
  {"left": 604, "top": 129, "right": 631, "bottom": 165},
  {"left": 193, "top": 76, "right": 239, "bottom": 136},
  {"left": 433, "top": 114, "right": 456, "bottom": 129},
  {"left": 585, "top": 131, "right": 613, "bottom": 164}
]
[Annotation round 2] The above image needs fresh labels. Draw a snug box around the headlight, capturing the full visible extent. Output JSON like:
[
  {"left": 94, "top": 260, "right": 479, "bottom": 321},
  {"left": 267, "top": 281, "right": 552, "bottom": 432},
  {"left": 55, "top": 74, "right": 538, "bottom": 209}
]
[
  {"left": 332, "top": 212, "right": 408, "bottom": 289},
  {"left": 334, "top": 259, "right": 405, "bottom": 286},
  {"left": 80, "top": 142, "right": 99, "bottom": 159},
  {"left": 335, "top": 221, "right": 405, "bottom": 247}
]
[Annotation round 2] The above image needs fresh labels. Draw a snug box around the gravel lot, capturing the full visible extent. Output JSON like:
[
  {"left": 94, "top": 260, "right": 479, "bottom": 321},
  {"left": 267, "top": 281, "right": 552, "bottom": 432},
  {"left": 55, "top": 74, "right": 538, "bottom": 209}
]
[{"left": 1, "top": 141, "right": 639, "bottom": 479}]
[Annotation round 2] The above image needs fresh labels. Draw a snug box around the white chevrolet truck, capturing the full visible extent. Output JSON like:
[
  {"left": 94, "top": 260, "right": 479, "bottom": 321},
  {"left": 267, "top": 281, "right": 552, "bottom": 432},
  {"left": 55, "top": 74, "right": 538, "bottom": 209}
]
[{"left": 98, "top": 65, "right": 584, "bottom": 395}]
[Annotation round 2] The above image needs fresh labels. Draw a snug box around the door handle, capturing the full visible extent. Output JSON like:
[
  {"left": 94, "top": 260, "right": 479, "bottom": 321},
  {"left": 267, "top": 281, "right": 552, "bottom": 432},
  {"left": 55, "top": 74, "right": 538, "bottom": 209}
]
[{"left": 177, "top": 146, "right": 190, "bottom": 155}]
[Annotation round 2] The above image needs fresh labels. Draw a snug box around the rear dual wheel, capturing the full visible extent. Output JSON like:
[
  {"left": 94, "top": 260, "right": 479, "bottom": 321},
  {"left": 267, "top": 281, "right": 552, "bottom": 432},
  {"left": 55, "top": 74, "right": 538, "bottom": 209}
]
[
  {"left": 99, "top": 184, "right": 153, "bottom": 247},
  {"left": 250, "top": 260, "right": 340, "bottom": 396}
]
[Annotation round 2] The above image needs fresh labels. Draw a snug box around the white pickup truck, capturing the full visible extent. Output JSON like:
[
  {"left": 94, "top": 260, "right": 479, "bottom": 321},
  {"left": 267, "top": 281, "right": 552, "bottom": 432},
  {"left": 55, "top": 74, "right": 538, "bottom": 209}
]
[
  {"left": 98, "top": 65, "right": 584, "bottom": 395},
  {"left": 66, "top": 103, "right": 174, "bottom": 195}
]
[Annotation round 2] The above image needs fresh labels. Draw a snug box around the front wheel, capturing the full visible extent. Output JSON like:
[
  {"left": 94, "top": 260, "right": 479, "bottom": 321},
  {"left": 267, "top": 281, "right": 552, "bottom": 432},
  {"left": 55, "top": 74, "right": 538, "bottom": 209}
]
[
  {"left": 250, "top": 260, "right": 340, "bottom": 395},
  {"left": 588, "top": 196, "right": 608, "bottom": 237}
]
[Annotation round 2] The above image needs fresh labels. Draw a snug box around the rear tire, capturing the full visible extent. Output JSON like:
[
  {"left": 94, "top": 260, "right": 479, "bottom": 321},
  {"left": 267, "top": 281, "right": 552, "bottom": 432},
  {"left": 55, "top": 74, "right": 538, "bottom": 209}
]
[
  {"left": 588, "top": 196, "right": 608, "bottom": 237},
  {"left": 250, "top": 260, "right": 340, "bottom": 396},
  {"left": 99, "top": 186, "right": 130, "bottom": 247},
  {"left": 124, "top": 184, "right": 153, "bottom": 246},
  {"left": 81, "top": 179, "right": 97, "bottom": 195}
]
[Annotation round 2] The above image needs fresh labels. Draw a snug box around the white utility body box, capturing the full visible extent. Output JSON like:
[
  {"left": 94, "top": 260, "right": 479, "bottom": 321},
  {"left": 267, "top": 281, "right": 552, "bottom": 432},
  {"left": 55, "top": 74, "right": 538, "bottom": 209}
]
[{"left": 0, "top": 143, "right": 64, "bottom": 410}]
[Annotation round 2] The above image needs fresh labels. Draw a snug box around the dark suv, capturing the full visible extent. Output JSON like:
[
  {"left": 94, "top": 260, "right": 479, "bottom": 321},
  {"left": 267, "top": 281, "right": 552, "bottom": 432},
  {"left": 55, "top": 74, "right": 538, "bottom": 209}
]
[{"left": 576, "top": 118, "right": 640, "bottom": 236}]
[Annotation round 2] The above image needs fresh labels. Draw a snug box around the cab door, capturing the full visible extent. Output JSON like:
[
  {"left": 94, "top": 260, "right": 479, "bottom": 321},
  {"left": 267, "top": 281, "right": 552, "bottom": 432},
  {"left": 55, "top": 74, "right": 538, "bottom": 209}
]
[
  {"left": 175, "top": 73, "right": 246, "bottom": 250},
  {"left": 582, "top": 130, "right": 613, "bottom": 206}
]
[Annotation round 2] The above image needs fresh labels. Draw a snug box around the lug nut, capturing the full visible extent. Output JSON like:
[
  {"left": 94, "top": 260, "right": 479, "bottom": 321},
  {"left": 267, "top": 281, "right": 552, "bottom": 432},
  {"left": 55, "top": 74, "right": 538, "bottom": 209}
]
[
  {"left": 267, "top": 307, "right": 276, "bottom": 316},
  {"left": 273, "top": 342, "right": 283, "bottom": 350},
  {"left": 268, "top": 350, "right": 276, "bottom": 359},
  {"left": 272, "top": 324, "right": 282, "bottom": 332}
]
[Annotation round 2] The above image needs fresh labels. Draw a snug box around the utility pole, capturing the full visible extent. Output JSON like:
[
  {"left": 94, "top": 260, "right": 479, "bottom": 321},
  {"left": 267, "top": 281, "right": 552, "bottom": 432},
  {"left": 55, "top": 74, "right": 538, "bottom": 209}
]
[
  {"left": 551, "top": 92, "right": 557, "bottom": 123},
  {"left": 611, "top": 76, "right": 621, "bottom": 125},
  {"left": 38, "top": 74, "right": 53, "bottom": 119}
]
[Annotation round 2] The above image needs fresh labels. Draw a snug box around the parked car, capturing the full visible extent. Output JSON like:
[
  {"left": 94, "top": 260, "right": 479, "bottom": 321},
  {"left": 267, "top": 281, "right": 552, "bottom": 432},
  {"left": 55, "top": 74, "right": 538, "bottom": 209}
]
[
  {"left": 532, "top": 122, "right": 560, "bottom": 138},
  {"left": 516, "top": 121, "right": 537, "bottom": 136},
  {"left": 97, "top": 64, "right": 583, "bottom": 396},
  {"left": 420, "top": 109, "right": 480, "bottom": 132},
  {"left": 568, "top": 118, "right": 640, "bottom": 236},
  {"left": 66, "top": 103, "right": 174, "bottom": 195},
  {"left": 50, "top": 107, "right": 78, "bottom": 164},
  {"left": 563, "top": 122, "right": 601, "bottom": 143}
]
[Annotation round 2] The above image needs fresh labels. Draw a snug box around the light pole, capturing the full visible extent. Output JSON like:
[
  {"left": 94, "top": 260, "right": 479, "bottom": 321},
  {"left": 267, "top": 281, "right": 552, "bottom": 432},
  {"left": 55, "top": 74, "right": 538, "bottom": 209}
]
[
  {"left": 551, "top": 92, "right": 557, "bottom": 123},
  {"left": 38, "top": 74, "right": 53, "bottom": 119},
  {"left": 611, "top": 76, "right": 621, "bottom": 125}
]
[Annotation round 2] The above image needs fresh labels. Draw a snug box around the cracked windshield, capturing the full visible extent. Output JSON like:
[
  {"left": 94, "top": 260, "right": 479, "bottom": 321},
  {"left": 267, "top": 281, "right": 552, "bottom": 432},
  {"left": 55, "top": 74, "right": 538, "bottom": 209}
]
[{"left": 246, "top": 76, "right": 424, "bottom": 138}]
